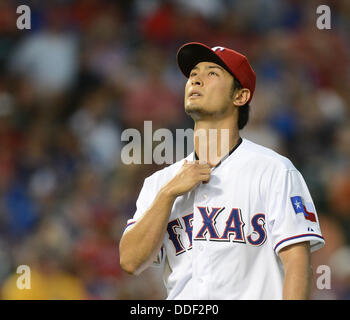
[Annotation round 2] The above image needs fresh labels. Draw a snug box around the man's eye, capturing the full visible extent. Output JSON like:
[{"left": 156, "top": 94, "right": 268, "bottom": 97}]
[
  {"left": 209, "top": 71, "right": 218, "bottom": 76},
  {"left": 190, "top": 72, "right": 197, "bottom": 77}
]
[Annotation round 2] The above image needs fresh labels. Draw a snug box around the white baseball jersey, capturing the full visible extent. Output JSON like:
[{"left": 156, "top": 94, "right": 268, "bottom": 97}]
[{"left": 123, "top": 138, "right": 325, "bottom": 300}]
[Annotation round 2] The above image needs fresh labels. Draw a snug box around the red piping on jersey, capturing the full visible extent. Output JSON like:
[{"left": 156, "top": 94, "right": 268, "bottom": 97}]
[
  {"left": 274, "top": 233, "right": 325, "bottom": 252},
  {"left": 126, "top": 221, "right": 136, "bottom": 228}
]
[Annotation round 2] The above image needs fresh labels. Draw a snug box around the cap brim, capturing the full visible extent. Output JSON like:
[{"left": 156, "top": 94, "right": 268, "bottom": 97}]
[{"left": 177, "top": 42, "right": 231, "bottom": 78}]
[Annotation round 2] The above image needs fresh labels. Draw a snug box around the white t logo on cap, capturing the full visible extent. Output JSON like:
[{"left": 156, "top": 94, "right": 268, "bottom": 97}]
[{"left": 211, "top": 46, "right": 225, "bottom": 52}]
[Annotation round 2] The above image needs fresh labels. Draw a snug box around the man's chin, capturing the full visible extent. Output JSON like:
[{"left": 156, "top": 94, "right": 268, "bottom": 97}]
[
  {"left": 185, "top": 105, "right": 201, "bottom": 118},
  {"left": 185, "top": 102, "right": 207, "bottom": 113},
  {"left": 185, "top": 104, "right": 200, "bottom": 113},
  {"left": 185, "top": 104, "right": 213, "bottom": 118}
]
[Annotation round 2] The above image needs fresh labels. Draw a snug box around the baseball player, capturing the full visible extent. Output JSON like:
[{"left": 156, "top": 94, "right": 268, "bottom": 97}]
[{"left": 119, "top": 42, "right": 325, "bottom": 300}]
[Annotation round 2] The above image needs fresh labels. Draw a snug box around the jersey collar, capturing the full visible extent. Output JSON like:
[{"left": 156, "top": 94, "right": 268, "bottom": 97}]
[{"left": 193, "top": 137, "right": 243, "bottom": 169}]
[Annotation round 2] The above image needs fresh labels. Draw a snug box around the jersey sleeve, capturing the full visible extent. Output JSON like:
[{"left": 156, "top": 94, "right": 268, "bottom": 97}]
[
  {"left": 122, "top": 174, "right": 166, "bottom": 267},
  {"left": 123, "top": 176, "right": 153, "bottom": 233},
  {"left": 265, "top": 168, "right": 325, "bottom": 255}
]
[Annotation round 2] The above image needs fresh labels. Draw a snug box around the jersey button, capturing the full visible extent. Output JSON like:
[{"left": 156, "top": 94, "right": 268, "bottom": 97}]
[{"left": 203, "top": 194, "right": 207, "bottom": 200}]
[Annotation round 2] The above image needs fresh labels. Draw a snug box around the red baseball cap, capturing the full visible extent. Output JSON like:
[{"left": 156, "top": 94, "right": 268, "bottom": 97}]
[{"left": 176, "top": 42, "right": 256, "bottom": 103}]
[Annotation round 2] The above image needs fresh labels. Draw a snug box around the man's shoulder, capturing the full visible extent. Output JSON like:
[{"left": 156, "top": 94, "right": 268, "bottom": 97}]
[{"left": 241, "top": 138, "right": 296, "bottom": 171}]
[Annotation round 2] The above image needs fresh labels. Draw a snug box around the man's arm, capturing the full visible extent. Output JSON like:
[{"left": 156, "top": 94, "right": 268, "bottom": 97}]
[
  {"left": 279, "top": 241, "right": 312, "bottom": 300},
  {"left": 119, "top": 160, "right": 211, "bottom": 275}
]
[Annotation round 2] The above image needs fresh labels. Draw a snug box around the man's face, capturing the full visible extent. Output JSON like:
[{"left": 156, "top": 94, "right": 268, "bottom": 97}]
[{"left": 184, "top": 61, "right": 234, "bottom": 119}]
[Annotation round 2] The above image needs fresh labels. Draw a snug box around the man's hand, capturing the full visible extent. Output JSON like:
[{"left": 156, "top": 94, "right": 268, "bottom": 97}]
[{"left": 163, "top": 160, "right": 212, "bottom": 197}]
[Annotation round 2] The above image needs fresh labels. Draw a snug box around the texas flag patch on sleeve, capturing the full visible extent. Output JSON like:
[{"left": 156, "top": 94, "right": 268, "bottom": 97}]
[{"left": 290, "top": 196, "right": 317, "bottom": 222}]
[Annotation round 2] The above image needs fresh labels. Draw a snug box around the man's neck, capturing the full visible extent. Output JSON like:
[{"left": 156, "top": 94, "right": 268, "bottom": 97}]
[{"left": 193, "top": 119, "right": 240, "bottom": 167}]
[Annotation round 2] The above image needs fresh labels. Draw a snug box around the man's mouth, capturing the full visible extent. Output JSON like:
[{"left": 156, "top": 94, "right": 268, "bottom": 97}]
[{"left": 188, "top": 91, "right": 202, "bottom": 99}]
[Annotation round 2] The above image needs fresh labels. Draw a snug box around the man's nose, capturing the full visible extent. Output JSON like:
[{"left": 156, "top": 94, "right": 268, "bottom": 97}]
[{"left": 191, "top": 74, "right": 203, "bottom": 86}]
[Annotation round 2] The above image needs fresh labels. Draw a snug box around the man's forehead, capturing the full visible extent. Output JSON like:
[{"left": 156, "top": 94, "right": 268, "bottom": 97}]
[{"left": 191, "top": 61, "right": 226, "bottom": 71}]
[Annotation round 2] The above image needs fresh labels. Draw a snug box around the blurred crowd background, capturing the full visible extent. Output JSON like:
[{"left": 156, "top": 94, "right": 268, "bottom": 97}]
[{"left": 0, "top": 0, "right": 349, "bottom": 299}]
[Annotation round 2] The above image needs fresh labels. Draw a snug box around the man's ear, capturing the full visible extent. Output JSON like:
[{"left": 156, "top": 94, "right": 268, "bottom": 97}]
[{"left": 233, "top": 88, "right": 250, "bottom": 106}]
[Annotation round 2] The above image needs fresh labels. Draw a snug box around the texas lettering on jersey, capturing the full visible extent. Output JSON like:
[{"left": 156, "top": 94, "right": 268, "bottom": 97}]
[{"left": 167, "top": 207, "right": 267, "bottom": 255}]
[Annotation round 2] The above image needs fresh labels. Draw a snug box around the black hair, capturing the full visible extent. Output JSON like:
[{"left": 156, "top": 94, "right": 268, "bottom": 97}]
[{"left": 232, "top": 77, "right": 250, "bottom": 130}]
